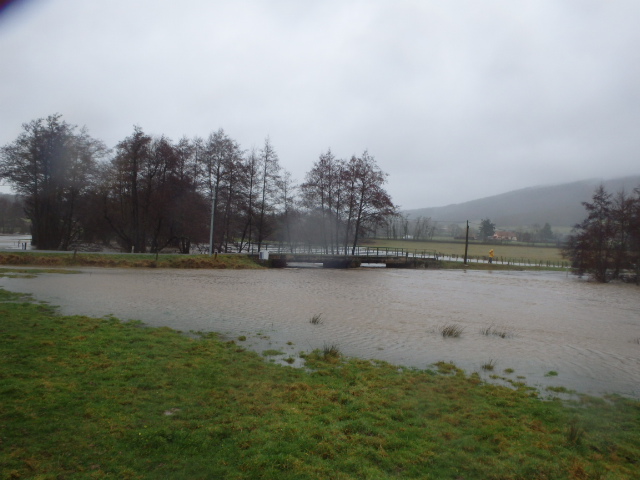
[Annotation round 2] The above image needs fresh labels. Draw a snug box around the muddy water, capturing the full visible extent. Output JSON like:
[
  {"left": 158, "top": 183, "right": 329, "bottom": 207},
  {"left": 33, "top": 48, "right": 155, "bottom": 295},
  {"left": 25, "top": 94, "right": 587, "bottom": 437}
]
[
  {"left": 0, "top": 234, "right": 31, "bottom": 250},
  {"left": 1, "top": 267, "right": 639, "bottom": 398}
]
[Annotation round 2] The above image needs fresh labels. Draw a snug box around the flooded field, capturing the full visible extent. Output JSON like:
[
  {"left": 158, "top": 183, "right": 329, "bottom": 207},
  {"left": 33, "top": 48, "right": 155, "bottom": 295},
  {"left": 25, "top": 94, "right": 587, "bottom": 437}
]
[
  {"left": 1, "top": 267, "right": 639, "bottom": 398},
  {"left": 0, "top": 234, "right": 31, "bottom": 250}
]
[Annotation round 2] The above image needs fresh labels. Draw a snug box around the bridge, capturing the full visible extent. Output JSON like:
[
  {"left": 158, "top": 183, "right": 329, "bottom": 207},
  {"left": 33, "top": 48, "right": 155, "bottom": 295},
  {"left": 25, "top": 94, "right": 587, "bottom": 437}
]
[{"left": 254, "top": 247, "right": 441, "bottom": 269}]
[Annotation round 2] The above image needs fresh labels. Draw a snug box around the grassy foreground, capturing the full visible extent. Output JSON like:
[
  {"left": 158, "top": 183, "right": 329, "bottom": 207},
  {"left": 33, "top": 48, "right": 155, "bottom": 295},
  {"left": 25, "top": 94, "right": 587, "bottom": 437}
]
[{"left": 1, "top": 289, "right": 639, "bottom": 479}]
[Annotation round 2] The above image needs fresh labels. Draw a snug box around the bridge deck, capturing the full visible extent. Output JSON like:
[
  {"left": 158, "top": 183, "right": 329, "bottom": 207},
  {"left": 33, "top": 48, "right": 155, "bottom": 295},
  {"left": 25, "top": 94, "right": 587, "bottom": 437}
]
[{"left": 263, "top": 253, "right": 439, "bottom": 268}]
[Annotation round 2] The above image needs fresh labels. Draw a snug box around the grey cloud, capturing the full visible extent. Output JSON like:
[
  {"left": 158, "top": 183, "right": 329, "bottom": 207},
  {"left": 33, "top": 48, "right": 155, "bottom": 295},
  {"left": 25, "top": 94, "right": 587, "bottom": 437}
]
[{"left": 1, "top": 0, "right": 639, "bottom": 207}]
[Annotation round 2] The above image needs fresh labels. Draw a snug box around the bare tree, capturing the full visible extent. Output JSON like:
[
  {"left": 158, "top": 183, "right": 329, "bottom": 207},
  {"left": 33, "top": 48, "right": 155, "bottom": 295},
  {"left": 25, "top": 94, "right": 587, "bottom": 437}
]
[
  {"left": 236, "top": 148, "right": 260, "bottom": 253},
  {"left": 202, "top": 129, "right": 243, "bottom": 253},
  {"left": 343, "top": 151, "right": 396, "bottom": 255},
  {"left": 301, "top": 149, "right": 339, "bottom": 253},
  {"left": 277, "top": 169, "right": 297, "bottom": 252},
  {"left": 256, "top": 137, "right": 281, "bottom": 252}
]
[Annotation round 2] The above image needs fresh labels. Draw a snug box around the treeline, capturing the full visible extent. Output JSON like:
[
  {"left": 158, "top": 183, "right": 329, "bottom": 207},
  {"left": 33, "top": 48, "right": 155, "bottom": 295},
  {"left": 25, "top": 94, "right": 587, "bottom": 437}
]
[
  {"left": 0, "top": 115, "right": 395, "bottom": 253},
  {"left": 564, "top": 185, "right": 640, "bottom": 282}
]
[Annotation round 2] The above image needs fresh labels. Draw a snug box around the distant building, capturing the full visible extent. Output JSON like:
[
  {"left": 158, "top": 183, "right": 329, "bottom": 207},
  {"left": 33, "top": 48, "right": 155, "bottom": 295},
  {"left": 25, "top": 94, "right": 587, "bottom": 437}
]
[{"left": 492, "top": 231, "right": 518, "bottom": 241}]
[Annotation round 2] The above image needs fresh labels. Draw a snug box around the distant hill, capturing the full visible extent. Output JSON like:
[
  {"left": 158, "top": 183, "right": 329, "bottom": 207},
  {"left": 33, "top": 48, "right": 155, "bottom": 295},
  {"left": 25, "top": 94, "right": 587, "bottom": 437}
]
[{"left": 403, "top": 175, "right": 640, "bottom": 228}]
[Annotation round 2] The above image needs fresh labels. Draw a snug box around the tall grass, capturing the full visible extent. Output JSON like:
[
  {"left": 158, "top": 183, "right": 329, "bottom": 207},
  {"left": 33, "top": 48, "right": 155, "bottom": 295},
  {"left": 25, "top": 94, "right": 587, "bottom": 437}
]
[
  {"left": 440, "top": 324, "right": 464, "bottom": 338},
  {"left": 480, "top": 324, "right": 515, "bottom": 338},
  {"left": 481, "top": 359, "right": 497, "bottom": 371},
  {"left": 322, "top": 342, "right": 341, "bottom": 360}
]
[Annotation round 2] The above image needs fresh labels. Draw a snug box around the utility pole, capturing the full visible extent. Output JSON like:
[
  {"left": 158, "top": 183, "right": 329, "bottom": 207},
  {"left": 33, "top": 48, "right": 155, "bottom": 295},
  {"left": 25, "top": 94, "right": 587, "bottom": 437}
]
[{"left": 463, "top": 220, "right": 469, "bottom": 264}]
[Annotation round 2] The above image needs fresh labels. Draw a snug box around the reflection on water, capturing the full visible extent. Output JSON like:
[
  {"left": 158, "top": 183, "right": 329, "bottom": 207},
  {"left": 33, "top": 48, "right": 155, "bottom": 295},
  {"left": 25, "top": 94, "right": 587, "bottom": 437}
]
[{"left": 1, "top": 267, "right": 639, "bottom": 397}]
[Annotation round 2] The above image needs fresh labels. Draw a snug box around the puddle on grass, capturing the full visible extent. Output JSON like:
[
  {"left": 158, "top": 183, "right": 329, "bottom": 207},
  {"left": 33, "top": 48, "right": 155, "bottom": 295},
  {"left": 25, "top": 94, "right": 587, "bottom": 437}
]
[{"left": 1, "top": 267, "right": 639, "bottom": 398}]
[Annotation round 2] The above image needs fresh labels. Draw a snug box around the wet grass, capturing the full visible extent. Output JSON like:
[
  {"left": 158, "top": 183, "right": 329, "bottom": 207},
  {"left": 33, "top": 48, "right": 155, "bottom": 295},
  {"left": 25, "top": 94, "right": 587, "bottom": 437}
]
[
  {"left": 322, "top": 343, "right": 341, "bottom": 362},
  {"left": 1, "top": 286, "right": 639, "bottom": 479},
  {"left": 481, "top": 359, "right": 497, "bottom": 371},
  {"left": 309, "top": 313, "right": 324, "bottom": 325},
  {"left": 262, "top": 349, "right": 285, "bottom": 356},
  {"left": 480, "top": 324, "right": 515, "bottom": 338},
  {"left": 0, "top": 251, "right": 263, "bottom": 269},
  {"left": 440, "top": 323, "right": 464, "bottom": 338}
]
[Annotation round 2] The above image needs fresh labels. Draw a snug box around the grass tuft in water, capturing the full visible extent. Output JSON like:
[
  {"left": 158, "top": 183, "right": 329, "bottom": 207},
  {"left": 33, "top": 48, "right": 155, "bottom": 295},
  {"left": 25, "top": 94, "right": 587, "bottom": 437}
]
[
  {"left": 440, "top": 323, "right": 464, "bottom": 338},
  {"left": 480, "top": 324, "right": 515, "bottom": 338},
  {"left": 322, "top": 343, "right": 341, "bottom": 361},
  {"left": 547, "top": 386, "right": 575, "bottom": 394},
  {"left": 309, "top": 313, "right": 324, "bottom": 325},
  {"left": 262, "top": 349, "right": 284, "bottom": 356},
  {"left": 481, "top": 359, "right": 497, "bottom": 371},
  {"left": 545, "top": 370, "right": 559, "bottom": 377}
]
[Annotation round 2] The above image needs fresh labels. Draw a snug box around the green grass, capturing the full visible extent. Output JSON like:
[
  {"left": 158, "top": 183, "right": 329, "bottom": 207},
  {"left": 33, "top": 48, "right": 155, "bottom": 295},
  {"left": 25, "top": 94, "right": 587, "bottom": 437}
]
[
  {"left": 1, "top": 287, "right": 639, "bottom": 479},
  {"left": 0, "top": 251, "right": 264, "bottom": 269},
  {"left": 367, "top": 238, "right": 564, "bottom": 263}
]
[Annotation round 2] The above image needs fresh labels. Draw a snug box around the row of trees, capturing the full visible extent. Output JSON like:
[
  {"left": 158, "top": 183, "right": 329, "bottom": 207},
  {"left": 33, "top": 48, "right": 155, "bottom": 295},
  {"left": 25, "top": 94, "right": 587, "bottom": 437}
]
[
  {"left": 564, "top": 185, "right": 640, "bottom": 282},
  {"left": 0, "top": 115, "right": 396, "bottom": 253}
]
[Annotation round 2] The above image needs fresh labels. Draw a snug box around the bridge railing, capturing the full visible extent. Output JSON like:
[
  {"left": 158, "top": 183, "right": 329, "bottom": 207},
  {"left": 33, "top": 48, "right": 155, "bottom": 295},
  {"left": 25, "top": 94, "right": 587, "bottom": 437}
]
[{"left": 261, "top": 243, "right": 437, "bottom": 259}]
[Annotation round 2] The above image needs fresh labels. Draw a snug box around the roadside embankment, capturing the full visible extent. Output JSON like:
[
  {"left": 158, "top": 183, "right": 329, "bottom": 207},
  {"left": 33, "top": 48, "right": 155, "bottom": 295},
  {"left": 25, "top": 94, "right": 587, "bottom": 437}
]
[
  {"left": 0, "top": 251, "right": 264, "bottom": 269},
  {"left": 0, "top": 251, "right": 569, "bottom": 272}
]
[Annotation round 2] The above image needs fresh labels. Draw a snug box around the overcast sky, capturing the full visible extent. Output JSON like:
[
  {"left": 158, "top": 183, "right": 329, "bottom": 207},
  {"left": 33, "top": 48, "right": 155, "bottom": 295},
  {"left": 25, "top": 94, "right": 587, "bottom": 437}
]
[{"left": 1, "top": 0, "right": 639, "bottom": 209}]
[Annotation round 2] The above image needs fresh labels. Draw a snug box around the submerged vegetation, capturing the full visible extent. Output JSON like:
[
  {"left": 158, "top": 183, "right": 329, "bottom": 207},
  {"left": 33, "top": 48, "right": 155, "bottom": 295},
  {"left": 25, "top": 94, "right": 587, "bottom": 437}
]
[
  {"left": 480, "top": 324, "right": 515, "bottom": 339},
  {"left": 439, "top": 323, "right": 465, "bottom": 338},
  {"left": 481, "top": 359, "right": 497, "bottom": 371},
  {"left": 1, "top": 287, "right": 639, "bottom": 478}
]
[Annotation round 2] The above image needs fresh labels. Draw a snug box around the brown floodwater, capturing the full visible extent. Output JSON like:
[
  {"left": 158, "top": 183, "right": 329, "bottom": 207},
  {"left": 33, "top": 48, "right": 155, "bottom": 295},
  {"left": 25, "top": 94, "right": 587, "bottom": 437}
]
[{"left": 1, "top": 267, "right": 638, "bottom": 398}]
